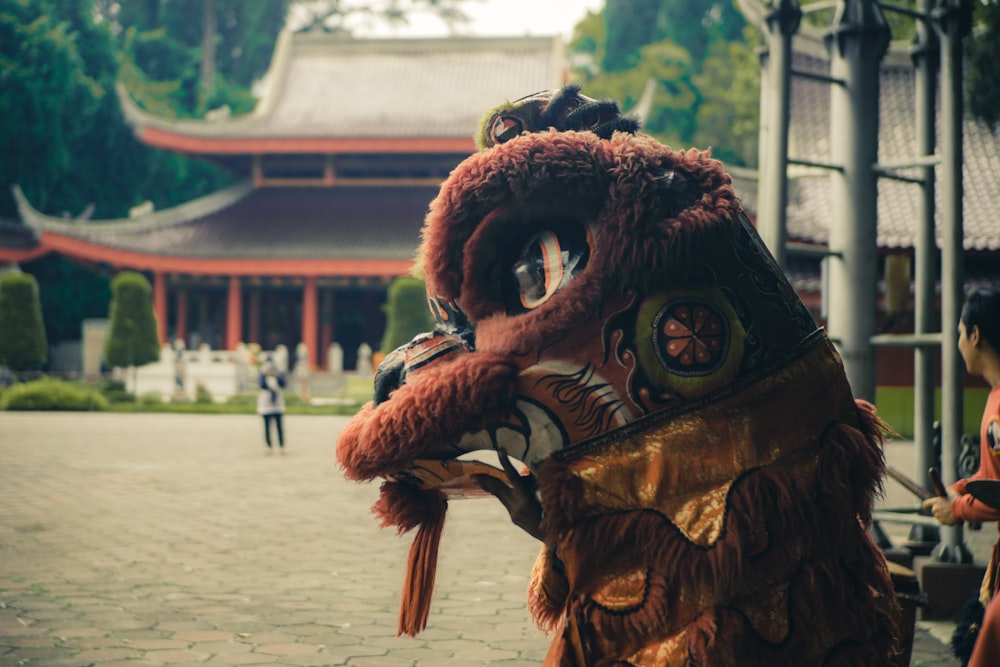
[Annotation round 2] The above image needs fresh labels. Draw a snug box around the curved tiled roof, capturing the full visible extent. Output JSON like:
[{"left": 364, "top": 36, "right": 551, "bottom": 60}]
[
  {"left": 15, "top": 184, "right": 436, "bottom": 262},
  {"left": 120, "top": 33, "right": 564, "bottom": 142}
]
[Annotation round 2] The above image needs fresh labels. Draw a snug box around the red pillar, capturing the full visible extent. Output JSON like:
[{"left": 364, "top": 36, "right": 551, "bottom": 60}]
[
  {"left": 320, "top": 289, "right": 333, "bottom": 369},
  {"left": 302, "top": 276, "right": 318, "bottom": 369},
  {"left": 153, "top": 271, "right": 167, "bottom": 344},
  {"left": 226, "top": 276, "right": 242, "bottom": 351},
  {"left": 248, "top": 288, "right": 260, "bottom": 345},
  {"left": 176, "top": 289, "right": 188, "bottom": 344}
]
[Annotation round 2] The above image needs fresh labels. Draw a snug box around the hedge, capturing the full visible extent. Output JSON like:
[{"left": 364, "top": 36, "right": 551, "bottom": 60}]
[
  {"left": 380, "top": 276, "right": 434, "bottom": 353},
  {"left": 1, "top": 377, "right": 108, "bottom": 411}
]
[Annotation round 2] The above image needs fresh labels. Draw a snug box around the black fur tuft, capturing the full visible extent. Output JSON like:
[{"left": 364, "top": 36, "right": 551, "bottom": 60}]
[{"left": 951, "top": 594, "right": 985, "bottom": 666}]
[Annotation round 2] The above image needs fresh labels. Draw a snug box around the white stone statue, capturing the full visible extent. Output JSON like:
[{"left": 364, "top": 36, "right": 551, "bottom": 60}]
[
  {"left": 172, "top": 339, "right": 187, "bottom": 398},
  {"left": 273, "top": 344, "right": 289, "bottom": 373},
  {"left": 295, "top": 342, "right": 310, "bottom": 399},
  {"left": 356, "top": 343, "right": 373, "bottom": 376},
  {"left": 328, "top": 343, "right": 344, "bottom": 374}
]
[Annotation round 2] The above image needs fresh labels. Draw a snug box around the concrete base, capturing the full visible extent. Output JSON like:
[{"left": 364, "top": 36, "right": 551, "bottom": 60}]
[{"left": 913, "top": 557, "right": 985, "bottom": 619}]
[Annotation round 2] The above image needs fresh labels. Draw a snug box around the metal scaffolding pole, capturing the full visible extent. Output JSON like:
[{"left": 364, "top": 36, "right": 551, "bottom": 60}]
[
  {"left": 824, "top": 0, "right": 890, "bottom": 402},
  {"left": 911, "top": 0, "right": 939, "bottom": 542},
  {"left": 932, "top": 0, "right": 973, "bottom": 563},
  {"left": 756, "top": 0, "right": 802, "bottom": 269}
]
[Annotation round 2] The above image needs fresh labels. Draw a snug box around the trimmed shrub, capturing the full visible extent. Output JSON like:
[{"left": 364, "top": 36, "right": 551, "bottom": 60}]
[
  {"left": 97, "top": 376, "right": 133, "bottom": 403},
  {"left": 139, "top": 391, "right": 163, "bottom": 406},
  {"left": 98, "top": 378, "right": 126, "bottom": 393},
  {"left": 1, "top": 377, "right": 108, "bottom": 411},
  {"left": 194, "top": 382, "right": 213, "bottom": 404},
  {"left": 380, "top": 276, "right": 434, "bottom": 353},
  {"left": 104, "top": 272, "right": 161, "bottom": 369},
  {"left": 101, "top": 389, "right": 136, "bottom": 404},
  {"left": 0, "top": 272, "right": 48, "bottom": 372}
]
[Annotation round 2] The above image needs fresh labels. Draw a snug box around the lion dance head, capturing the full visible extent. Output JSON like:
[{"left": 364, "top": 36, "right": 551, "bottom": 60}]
[{"left": 336, "top": 86, "right": 897, "bottom": 665}]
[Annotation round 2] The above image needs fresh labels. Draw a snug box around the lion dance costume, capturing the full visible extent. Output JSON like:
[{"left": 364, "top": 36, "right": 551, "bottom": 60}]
[{"left": 336, "top": 86, "right": 898, "bottom": 665}]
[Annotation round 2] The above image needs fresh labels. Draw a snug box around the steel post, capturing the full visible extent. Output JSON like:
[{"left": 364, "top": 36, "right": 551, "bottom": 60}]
[
  {"left": 756, "top": 0, "right": 802, "bottom": 269},
  {"left": 824, "top": 0, "right": 890, "bottom": 402},
  {"left": 913, "top": 0, "right": 938, "bottom": 506},
  {"left": 931, "top": 0, "right": 973, "bottom": 563}
]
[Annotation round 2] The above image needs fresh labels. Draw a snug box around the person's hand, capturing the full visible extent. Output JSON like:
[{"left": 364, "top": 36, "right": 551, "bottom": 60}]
[
  {"left": 922, "top": 490, "right": 960, "bottom": 526},
  {"left": 472, "top": 449, "right": 546, "bottom": 541}
]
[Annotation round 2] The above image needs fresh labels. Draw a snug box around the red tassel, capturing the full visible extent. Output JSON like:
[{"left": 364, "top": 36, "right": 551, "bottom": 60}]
[
  {"left": 373, "top": 481, "right": 448, "bottom": 636},
  {"left": 397, "top": 496, "right": 447, "bottom": 636}
]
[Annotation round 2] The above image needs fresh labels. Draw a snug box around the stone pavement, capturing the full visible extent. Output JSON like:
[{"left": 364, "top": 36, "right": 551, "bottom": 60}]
[{"left": 0, "top": 412, "right": 984, "bottom": 666}]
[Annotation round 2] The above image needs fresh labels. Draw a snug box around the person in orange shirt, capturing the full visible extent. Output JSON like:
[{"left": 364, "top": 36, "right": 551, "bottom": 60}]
[{"left": 924, "top": 286, "right": 1000, "bottom": 667}]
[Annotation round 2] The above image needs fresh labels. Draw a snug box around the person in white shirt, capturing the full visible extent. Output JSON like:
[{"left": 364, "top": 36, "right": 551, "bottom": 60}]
[{"left": 257, "top": 360, "right": 287, "bottom": 454}]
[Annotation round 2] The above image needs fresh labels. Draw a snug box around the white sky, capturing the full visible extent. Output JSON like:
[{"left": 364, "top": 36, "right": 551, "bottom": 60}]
[{"left": 354, "top": 0, "right": 606, "bottom": 40}]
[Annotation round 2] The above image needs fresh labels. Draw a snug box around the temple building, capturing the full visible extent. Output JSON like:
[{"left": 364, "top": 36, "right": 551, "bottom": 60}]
[
  {"left": 2, "top": 26, "right": 997, "bottom": 391},
  {"left": 3, "top": 33, "right": 564, "bottom": 370}
]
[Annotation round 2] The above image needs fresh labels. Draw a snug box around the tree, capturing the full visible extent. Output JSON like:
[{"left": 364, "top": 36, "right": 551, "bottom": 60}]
[
  {"left": 113, "top": 0, "right": 292, "bottom": 116},
  {"left": 289, "top": 0, "right": 471, "bottom": 35},
  {"left": 22, "top": 256, "right": 110, "bottom": 346},
  {"left": 692, "top": 33, "right": 761, "bottom": 167},
  {"left": 0, "top": 272, "right": 48, "bottom": 373},
  {"left": 380, "top": 276, "right": 435, "bottom": 353},
  {"left": 0, "top": 0, "right": 234, "bottom": 220},
  {"left": 601, "top": 0, "right": 746, "bottom": 73},
  {"left": 569, "top": 0, "right": 759, "bottom": 166},
  {"left": 968, "top": 0, "right": 1000, "bottom": 131},
  {"left": 104, "top": 271, "right": 161, "bottom": 377}
]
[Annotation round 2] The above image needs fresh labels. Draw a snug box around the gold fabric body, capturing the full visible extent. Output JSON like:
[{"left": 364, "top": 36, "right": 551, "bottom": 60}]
[{"left": 532, "top": 337, "right": 895, "bottom": 665}]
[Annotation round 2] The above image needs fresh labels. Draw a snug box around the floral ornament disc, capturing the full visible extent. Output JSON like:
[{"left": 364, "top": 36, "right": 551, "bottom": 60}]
[{"left": 652, "top": 300, "right": 728, "bottom": 377}]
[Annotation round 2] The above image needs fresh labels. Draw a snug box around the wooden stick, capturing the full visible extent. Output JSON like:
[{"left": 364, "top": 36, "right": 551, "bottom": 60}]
[
  {"left": 928, "top": 467, "right": 949, "bottom": 498},
  {"left": 886, "top": 466, "right": 934, "bottom": 500}
]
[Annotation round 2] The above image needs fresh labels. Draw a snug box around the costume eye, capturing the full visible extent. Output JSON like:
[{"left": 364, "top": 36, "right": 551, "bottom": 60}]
[
  {"left": 490, "top": 115, "right": 524, "bottom": 145},
  {"left": 503, "top": 222, "right": 590, "bottom": 315}
]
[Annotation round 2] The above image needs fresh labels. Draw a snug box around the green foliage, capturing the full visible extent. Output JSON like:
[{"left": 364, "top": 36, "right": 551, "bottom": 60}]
[
  {"left": 225, "top": 393, "right": 257, "bottom": 406},
  {"left": 104, "top": 271, "right": 161, "bottom": 369},
  {"left": 115, "top": 0, "right": 291, "bottom": 116},
  {"left": 569, "top": 0, "right": 758, "bottom": 166},
  {"left": 105, "top": 398, "right": 358, "bottom": 415},
  {"left": 21, "top": 256, "right": 109, "bottom": 345},
  {"left": 0, "top": 272, "right": 48, "bottom": 372},
  {"left": 0, "top": 0, "right": 109, "bottom": 217},
  {"left": 380, "top": 276, "right": 434, "bottom": 353},
  {"left": 602, "top": 0, "right": 662, "bottom": 72},
  {"left": 968, "top": 1, "right": 1000, "bottom": 131},
  {"left": 97, "top": 376, "right": 135, "bottom": 404},
  {"left": 97, "top": 377, "right": 125, "bottom": 392},
  {"left": 569, "top": 9, "right": 606, "bottom": 77},
  {"left": 692, "top": 33, "right": 762, "bottom": 167},
  {"left": 1, "top": 377, "right": 108, "bottom": 411},
  {"left": 0, "top": 0, "right": 234, "bottom": 220},
  {"left": 140, "top": 391, "right": 163, "bottom": 406},
  {"left": 602, "top": 0, "right": 746, "bottom": 73},
  {"left": 194, "top": 382, "right": 214, "bottom": 404}
]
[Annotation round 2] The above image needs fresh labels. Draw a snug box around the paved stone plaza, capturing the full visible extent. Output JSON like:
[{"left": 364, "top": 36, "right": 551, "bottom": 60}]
[{"left": 0, "top": 411, "right": 981, "bottom": 666}]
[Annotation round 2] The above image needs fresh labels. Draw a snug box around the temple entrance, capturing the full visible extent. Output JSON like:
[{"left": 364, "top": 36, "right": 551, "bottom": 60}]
[
  {"left": 250, "top": 285, "right": 303, "bottom": 364},
  {"left": 170, "top": 287, "right": 226, "bottom": 350}
]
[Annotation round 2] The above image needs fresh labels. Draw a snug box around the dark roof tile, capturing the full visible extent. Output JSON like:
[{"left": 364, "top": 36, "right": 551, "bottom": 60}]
[
  {"left": 24, "top": 186, "right": 436, "bottom": 261},
  {"left": 782, "top": 50, "right": 999, "bottom": 251}
]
